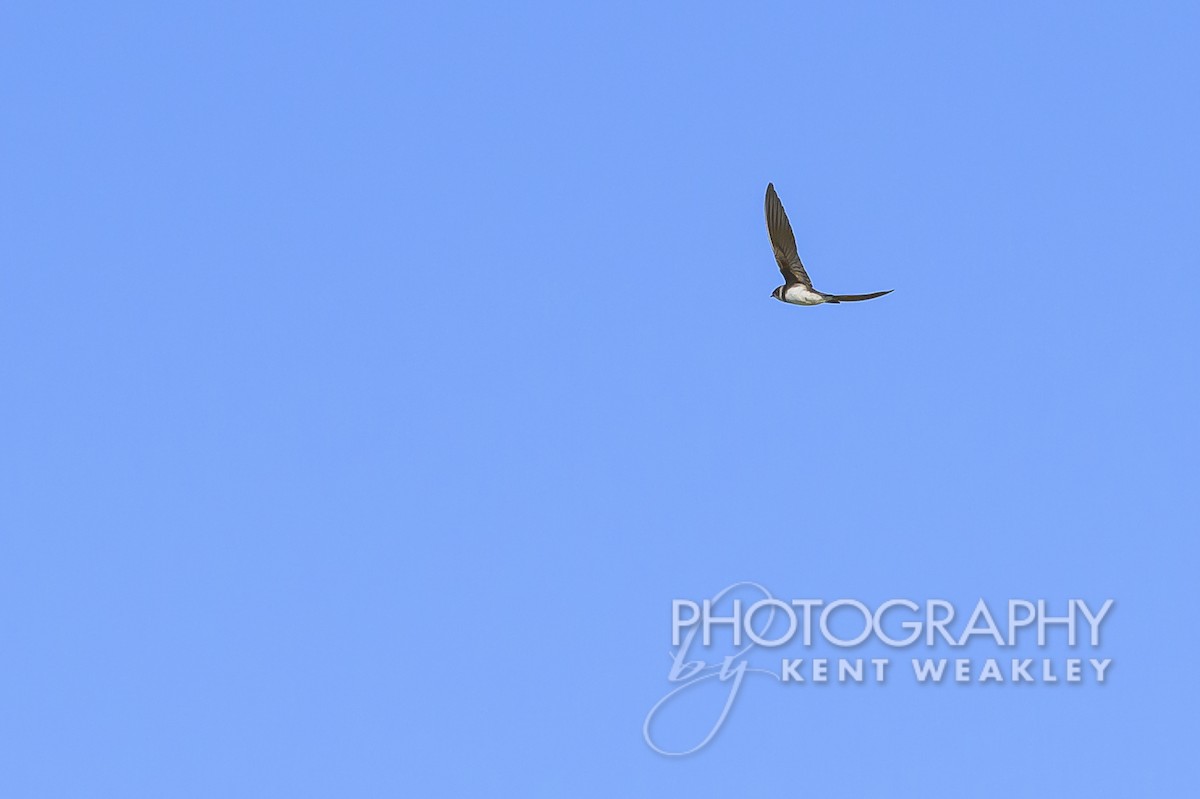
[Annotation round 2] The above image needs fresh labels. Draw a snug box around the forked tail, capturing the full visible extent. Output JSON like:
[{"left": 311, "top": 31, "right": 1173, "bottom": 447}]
[{"left": 823, "top": 289, "right": 894, "bottom": 304}]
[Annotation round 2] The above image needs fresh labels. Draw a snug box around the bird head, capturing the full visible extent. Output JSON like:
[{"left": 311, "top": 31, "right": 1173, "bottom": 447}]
[{"left": 770, "top": 286, "right": 784, "bottom": 301}]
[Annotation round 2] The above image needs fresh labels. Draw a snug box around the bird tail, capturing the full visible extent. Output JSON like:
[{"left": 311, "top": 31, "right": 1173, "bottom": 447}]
[{"left": 823, "top": 289, "right": 893, "bottom": 304}]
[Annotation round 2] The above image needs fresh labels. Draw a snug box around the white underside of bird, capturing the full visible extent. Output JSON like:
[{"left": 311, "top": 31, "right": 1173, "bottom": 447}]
[{"left": 781, "top": 285, "right": 827, "bottom": 305}]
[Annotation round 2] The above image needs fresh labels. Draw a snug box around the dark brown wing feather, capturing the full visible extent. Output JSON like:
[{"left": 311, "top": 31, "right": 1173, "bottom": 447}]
[
  {"left": 824, "top": 289, "right": 894, "bottom": 303},
  {"left": 765, "top": 183, "right": 812, "bottom": 289}
]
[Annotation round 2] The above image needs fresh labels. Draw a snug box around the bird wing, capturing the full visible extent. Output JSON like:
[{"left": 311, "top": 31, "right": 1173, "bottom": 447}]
[
  {"left": 823, "top": 289, "right": 894, "bottom": 303},
  {"left": 765, "top": 183, "right": 813, "bottom": 289}
]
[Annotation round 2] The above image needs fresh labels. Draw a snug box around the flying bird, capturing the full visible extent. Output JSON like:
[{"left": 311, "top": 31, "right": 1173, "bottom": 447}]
[{"left": 765, "top": 183, "right": 893, "bottom": 306}]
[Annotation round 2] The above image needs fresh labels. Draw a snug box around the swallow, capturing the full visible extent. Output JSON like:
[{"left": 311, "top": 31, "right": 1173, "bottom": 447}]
[{"left": 765, "top": 183, "right": 893, "bottom": 305}]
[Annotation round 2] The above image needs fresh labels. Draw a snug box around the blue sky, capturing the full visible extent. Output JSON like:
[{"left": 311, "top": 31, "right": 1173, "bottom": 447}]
[{"left": 3, "top": 1, "right": 1198, "bottom": 795}]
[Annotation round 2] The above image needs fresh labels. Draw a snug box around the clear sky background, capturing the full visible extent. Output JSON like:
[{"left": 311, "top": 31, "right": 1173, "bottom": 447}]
[{"left": 3, "top": 2, "right": 1198, "bottom": 796}]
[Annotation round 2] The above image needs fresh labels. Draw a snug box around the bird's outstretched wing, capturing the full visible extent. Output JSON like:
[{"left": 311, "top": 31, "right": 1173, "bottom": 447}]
[
  {"left": 765, "top": 183, "right": 813, "bottom": 289},
  {"left": 823, "top": 290, "right": 894, "bottom": 303}
]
